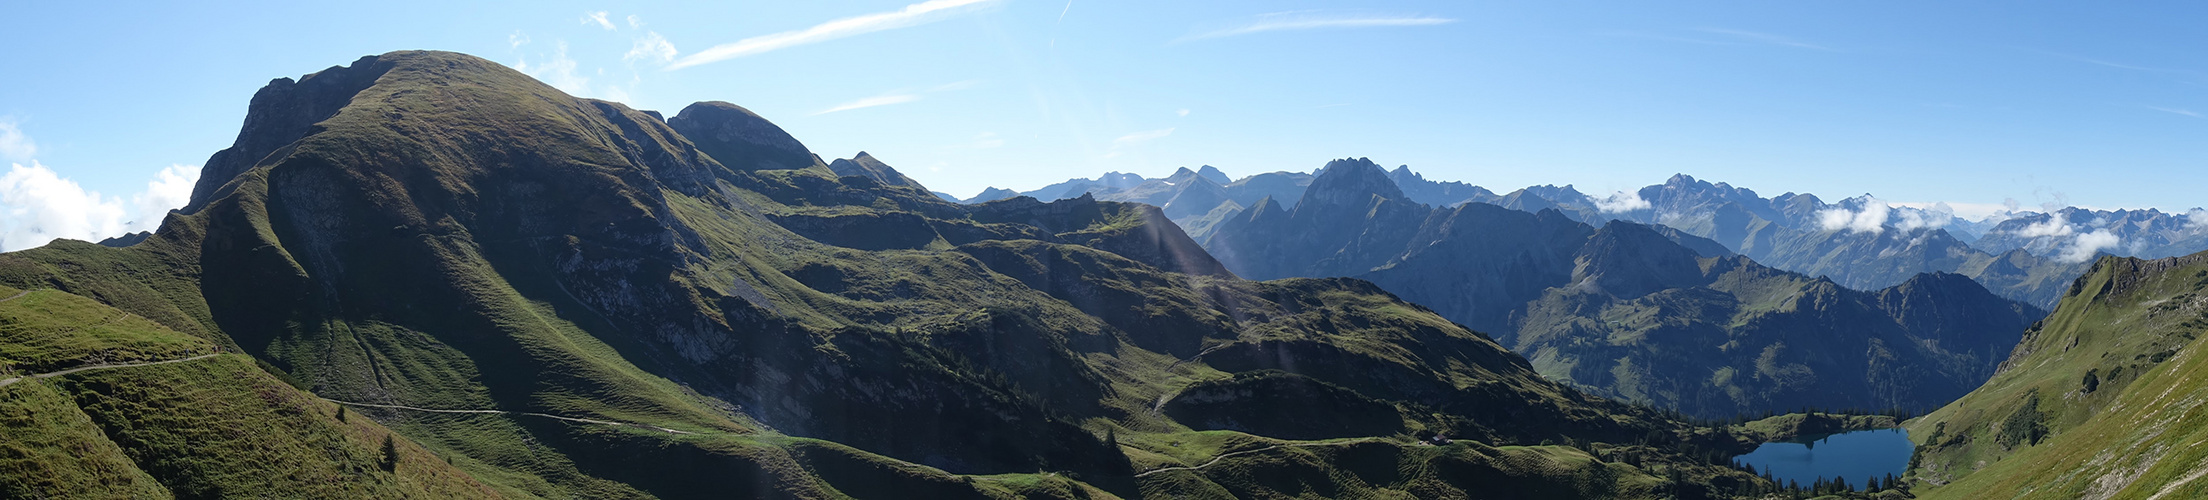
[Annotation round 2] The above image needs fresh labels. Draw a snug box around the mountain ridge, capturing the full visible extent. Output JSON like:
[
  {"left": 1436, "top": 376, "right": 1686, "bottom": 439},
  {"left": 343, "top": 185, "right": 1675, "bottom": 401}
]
[
  {"left": 1206, "top": 158, "right": 2046, "bottom": 418},
  {"left": 0, "top": 50, "right": 1783, "bottom": 499}
]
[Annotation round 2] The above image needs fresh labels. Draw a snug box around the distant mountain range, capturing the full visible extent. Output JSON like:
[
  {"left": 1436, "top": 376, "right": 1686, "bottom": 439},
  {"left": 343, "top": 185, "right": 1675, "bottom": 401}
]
[
  {"left": 964, "top": 163, "right": 2205, "bottom": 310},
  {"left": 1199, "top": 159, "right": 2045, "bottom": 418}
]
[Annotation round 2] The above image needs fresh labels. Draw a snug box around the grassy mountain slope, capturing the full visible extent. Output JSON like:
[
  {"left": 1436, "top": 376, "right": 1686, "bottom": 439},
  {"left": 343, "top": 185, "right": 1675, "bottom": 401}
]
[
  {"left": 0, "top": 286, "right": 499, "bottom": 499},
  {"left": 0, "top": 50, "right": 1783, "bottom": 498},
  {"left": 1907, "top": 251, "right": 2208, "bottom": 499}
]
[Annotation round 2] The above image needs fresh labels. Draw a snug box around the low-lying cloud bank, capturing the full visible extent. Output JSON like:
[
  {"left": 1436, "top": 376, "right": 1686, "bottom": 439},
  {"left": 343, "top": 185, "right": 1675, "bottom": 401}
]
[
  {"left": 1595, "top": 190, "right": 1650, "bottom": 213},
  {"left": 1817, "top": 198, "right": 1891, "bottom": 234},
  {"left": 2060, "top": 229, "right": 2122, "bottom": 263},
  {"left": 0, "top": 161, "right": 198, "bottom": 251}
]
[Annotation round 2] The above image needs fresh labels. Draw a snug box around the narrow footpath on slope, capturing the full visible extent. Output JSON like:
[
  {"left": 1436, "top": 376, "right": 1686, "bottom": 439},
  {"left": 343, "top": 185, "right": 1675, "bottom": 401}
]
[
  {"left": 1133, "top": 438, "right": 1384, "bottom": 477},
  {"left": 0, "top": 346, "right": 697, "bottom": 437},
  {"left": 320, "top": 398, "right": 698, "bottom": 435},
  {"left": 0, "top": 354, "right": 223, "bottom": 389}
]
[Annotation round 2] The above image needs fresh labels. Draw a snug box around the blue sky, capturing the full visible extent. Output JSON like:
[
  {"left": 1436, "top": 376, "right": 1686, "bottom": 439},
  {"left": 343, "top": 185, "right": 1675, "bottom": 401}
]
[{"left": 0, "top": 1, "right": 2202, "bottom": 247}]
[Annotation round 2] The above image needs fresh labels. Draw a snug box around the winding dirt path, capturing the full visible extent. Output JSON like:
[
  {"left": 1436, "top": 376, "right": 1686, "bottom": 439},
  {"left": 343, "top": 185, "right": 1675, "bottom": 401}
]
[
  {"left": 0, "top": 353, "right": 222, "bottom": 388},
  {"left": 0, "top": 348, "right": 697, "bottom": 437},
  {"left": 1134, "top": 438, "right": 1382, "bottom": 478},
  {"left": 321, "top": 398, "right": 698, "bottom": 435},
  {"left": 2145, "top": 460, "right": 2208, "bottom": 500},
  {"left": 1150, "top": 343, "right": 1235, "bottom": 415}
]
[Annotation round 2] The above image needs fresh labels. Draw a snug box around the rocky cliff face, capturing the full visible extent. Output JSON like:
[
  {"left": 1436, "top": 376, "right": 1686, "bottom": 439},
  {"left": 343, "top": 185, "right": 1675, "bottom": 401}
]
[{"left": 186, "top": 55, "right": 396, "bottom": 212}]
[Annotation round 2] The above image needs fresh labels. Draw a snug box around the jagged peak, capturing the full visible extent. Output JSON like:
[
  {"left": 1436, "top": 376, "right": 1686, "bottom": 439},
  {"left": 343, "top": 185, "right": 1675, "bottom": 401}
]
[
  {"left": 1244, "top": 195, "right": 1286, "bottom": 219},
  {"left": 1195, "top": 165, "right": 1231, "bottom": 184},
  {"left": 1299, "top": 157, "right": 1405, "bottom": 209},
  {"left": 1164, "top": 166, "right": 1201, "bottom": 185}
]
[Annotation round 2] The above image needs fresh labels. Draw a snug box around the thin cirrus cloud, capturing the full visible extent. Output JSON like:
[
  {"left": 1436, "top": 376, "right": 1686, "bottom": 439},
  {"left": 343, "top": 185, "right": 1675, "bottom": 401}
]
[
  {"left": 814, "top": 94, "right": 922, "bottom": 115},
  {"left": 1114, "top": 128, "right": 1175, "bottom": 145},
  {"left": 1694, "top": 28, "right": 1835, "bottom": 51},
  {"left": 666, "top": 0, "right": 1000, "bottom": 70},
  {"left": 1176, "top": 10, "right": 1455, "bottom": 43},
  {"left": 581, "top": 11, "right": 615, "bottom": 30},
  {"left": 624, "top": 32, "right": 678, "bottom": 63},
  {"left": 813, "top": 80, "right": 981, "bottom": 116},
  {"left": 1099, "top": 128, "right": 1176, "bottom": 159},
  {"left": 2146, "top": 106, "right": 2203, "bottom": 119}
]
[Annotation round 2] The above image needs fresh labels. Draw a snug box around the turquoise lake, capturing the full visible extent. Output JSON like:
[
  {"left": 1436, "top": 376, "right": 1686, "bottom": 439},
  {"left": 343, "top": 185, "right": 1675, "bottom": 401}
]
[{"left": 1732, "top": 428, "right": 1913, "bottom": 490}]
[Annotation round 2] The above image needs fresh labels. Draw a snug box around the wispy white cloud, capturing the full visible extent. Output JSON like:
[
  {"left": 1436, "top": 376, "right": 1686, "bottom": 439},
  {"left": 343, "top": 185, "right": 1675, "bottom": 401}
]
[
  {"left": 2059, "top": 229, "right": 2120, "bottom": 263},
  {"left": 0, "top": 119, "right": 35, "bottom": 162},
  {"left": 625, "top": 32, "right": 678, "bottom": 63},
  {"left": 626, "top": 14, "right": 644, "bottom": 29},
  {"left": 1597, "top": 31, "right": 1735, "bottom": 46},
  {"left": 2047, "top": 53, "right": 2202, "bottom": 76},
  {"left": 1113, "top": 128, "right": 1175, "bottom": 145},
  {"left": 0, "top": 161, "right": 199, "bottom": 251},
  {"left": 813, "top": 80, "right": 981, "bottom": 116},
  {"left": 815, "top": 94, "right": 921, "bottom": 115},
  {"left": 514, "top": 41, "right": 590, "bottom": 96},
  {"left": 667, "top": 0, "right": 1000, "bottom": 70},
  {"left": 2188, "top": 208, "right": 2208, "bottom": 229},
  {"left": 1176, "top": 108, "right": 1191, "bottom": 117},
  {"left": 131, "top": 164, "right": 198, "bottom": 230},
  {"left": 1696, "top": 28, "right": 1834, "bottom": 51},
  {"left": 1594, "top": 190, "right": 1650, "bottom": 213},
  {"left": 964, "top": 132, "right": 1005, "bottom": 150},
  {"left": 1099, "top": 128, "right": 1176, "bottom": 159},
  {"left": 1816, "top": 197, "right": 1890, "bottom": 234},
  {"left": 2147, "top": 106, "right": 2203, "bottom": 119},
  {"left": 1892, "top": 201, "right": 2011, "bottom": 221},
  {"left": 1892, "top": 207, "right": 1951, "bottom": 232},
  {"left": 1179, "top": 10, "right": 1454, "bottom": 42},
  {"left": 1049, "top": 0, "right": 1074, "bottom": 48},
  {"left": 508, "top": 30, "right": 531, "bottom": 49},
  {"left": 2012, "top": 218, "right": 2074, "bottom": 238},
  {"left": 928, "top": 80, "right": 982, "bottom": 92},
  {"left": 582, "top": 11, "right": 616, "bottom": 30}
]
